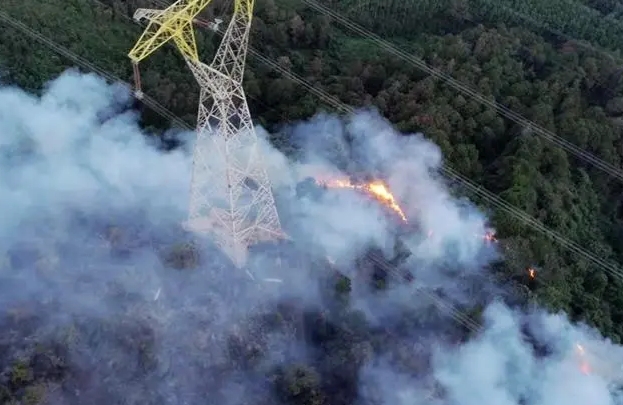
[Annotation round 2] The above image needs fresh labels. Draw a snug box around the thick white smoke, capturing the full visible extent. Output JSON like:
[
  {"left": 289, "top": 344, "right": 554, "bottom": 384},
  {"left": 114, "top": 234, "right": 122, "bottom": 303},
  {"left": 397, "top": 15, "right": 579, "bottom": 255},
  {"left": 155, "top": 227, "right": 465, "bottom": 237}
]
[
  {"left": 361, "top": 302, "right": 623, "bottom": 405},
  {"left": 0, "top": 70, "right": 621, "bottom": 405},
  {"left": 0, "top": 70, "right": 190, "bottom": 228},
  {"left": 257, "top": 109, "right": 497, "bottom": 309},
  {"left": 0, "top": 71, "right": 186, "bottom": 310}
]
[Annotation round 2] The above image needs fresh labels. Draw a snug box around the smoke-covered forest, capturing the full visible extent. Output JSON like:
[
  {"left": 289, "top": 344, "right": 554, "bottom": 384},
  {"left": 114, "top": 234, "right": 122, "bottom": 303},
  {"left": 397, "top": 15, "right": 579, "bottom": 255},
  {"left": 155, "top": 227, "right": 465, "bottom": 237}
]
[{"left": 2, "top": 0, "right": 623, "bottom": 404}]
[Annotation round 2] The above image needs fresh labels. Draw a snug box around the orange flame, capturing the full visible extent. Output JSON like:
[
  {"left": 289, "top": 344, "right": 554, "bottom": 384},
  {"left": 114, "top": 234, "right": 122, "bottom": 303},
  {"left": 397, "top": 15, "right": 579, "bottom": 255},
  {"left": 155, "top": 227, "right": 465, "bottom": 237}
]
[
  {"left": 528, "top": 268, "right": 536, "bottom": 279},
  {"left": 318, "top": 177, "right": 498, "bottom": 241},
  {"left": 319, "top": 178, "right": 408, "bottom": 222}
]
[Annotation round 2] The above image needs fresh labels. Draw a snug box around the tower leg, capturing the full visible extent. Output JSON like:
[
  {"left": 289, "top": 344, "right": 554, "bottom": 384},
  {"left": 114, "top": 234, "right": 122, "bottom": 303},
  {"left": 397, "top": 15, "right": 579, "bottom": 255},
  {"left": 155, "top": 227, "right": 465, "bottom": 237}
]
[{"left": 184, "top": 80, "right": 283, "bottom": 268}]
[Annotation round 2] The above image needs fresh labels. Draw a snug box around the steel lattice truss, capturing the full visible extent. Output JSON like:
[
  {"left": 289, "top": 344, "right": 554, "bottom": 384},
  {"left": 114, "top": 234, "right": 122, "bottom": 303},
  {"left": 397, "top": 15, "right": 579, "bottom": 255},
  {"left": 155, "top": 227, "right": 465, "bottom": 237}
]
[{"left": 128, "top": 0, "right": 284, "bottom": 267}]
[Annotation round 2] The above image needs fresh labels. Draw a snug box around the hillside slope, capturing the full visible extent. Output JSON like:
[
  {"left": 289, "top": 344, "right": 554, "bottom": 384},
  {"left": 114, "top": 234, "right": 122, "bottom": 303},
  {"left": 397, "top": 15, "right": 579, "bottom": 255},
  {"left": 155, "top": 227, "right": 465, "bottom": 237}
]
[{"left": 2, "top": 0, "right": 623, "bottom": 343}]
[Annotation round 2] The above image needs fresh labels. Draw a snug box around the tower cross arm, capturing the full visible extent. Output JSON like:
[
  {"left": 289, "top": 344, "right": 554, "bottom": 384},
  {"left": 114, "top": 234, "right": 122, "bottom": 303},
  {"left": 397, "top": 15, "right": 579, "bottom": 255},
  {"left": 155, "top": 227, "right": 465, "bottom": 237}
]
[{"left": 128, "top": 0, "right": 215, "bottom": 64}]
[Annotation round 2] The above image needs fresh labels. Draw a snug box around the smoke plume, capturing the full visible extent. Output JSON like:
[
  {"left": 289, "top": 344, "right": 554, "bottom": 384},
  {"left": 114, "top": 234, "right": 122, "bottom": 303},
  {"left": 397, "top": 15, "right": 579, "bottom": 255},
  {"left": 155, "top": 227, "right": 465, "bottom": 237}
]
[{"left": 0, "top": 70, "right": 621, "bottom": 405}]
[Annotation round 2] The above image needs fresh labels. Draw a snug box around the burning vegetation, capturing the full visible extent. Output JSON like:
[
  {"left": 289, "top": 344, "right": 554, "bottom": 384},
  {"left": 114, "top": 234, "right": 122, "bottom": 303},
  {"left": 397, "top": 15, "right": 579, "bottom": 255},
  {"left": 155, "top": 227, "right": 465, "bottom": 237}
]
[
  {"left": 313, "top": 176, "right": 498, "bottom": 246},
  {"left": 315, "top": 177, "right": 408, "bottom": 223},
  {"left": 3, "top": 69, "right": 622, "bottom": 405}
]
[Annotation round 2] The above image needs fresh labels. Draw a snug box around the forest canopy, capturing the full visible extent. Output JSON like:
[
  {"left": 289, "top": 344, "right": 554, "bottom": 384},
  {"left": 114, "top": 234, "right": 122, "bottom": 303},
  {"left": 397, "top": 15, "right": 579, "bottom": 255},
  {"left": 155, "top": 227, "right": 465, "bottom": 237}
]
[
  {"left": 1, "top": 0, "right": 623, "bottom": 338},
  {"left": 2, "top": 0, "right": 623, "bottom": 403}
]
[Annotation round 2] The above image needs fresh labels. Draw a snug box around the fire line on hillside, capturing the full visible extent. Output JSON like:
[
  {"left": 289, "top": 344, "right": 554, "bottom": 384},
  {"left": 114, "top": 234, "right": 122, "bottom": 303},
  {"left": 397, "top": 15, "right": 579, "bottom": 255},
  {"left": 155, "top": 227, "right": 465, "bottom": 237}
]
[{"left": 316, "top": 177, "right": 408, "bottom": 222}]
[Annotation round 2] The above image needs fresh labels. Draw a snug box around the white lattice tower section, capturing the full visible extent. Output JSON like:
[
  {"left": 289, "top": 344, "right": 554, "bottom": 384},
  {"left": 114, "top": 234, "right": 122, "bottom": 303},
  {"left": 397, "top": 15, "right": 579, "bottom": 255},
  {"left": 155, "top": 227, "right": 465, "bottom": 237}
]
[
  {"left": 129, "top": 0, "right": 284, "bottom": 268},
  {"left": 184, "top": 3, "right": 284, "bottom": 268}
]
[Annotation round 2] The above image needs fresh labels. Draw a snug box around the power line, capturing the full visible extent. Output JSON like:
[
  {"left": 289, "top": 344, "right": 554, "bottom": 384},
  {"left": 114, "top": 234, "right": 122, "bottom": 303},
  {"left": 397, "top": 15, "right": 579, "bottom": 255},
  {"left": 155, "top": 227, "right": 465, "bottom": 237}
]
[
  {"left": 301, "top": 0, "right": 623, "bottom": 183},
  {"left": 3, "top": 0, "right": 617, "bottom": 344},
  {"left": 46, "top": 0, "right": 623, "bottom": 284},
  {"left": 0, "top": 7, "right": 483, "bottom": 334},
  {"left": 146, "top": 0, "right": 352, "bottom": 114},
  {"left": 193, "top": 0, "right": 623, "bottom": 310},
  {"left": 200, "top": 0, "right": 623, "bottom": 282},
  {"left": 0, "top": 10, "right": 188, "bottom": 129},
  {"left": 0, "top": 2, "right": 619, "bottom": 337},
  {"left": 6, "top": 0, "right": 620, "bottom": 373}
]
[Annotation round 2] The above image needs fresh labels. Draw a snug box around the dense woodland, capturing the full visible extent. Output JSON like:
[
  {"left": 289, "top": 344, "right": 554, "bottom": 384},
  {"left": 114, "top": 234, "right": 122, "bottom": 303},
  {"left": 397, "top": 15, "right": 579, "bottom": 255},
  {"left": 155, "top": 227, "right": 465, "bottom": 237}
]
[{"left": 3, "top": 0, "right": 623, "bottom": 403}]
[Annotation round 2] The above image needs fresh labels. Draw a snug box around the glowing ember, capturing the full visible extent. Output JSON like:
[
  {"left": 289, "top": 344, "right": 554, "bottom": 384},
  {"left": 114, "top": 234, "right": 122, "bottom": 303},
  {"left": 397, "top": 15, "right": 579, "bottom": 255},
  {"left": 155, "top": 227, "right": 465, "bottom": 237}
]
[
  {"left": 319, "top": 178, "right": 408, "bottom": 222},
  {"left": 483, "top": 230, "right": 497, "bottom": 242},
  {"left": 474, "top": 230, "right": 497, "bottom": 242},
  {"left": 575, "top": 344, "right": 592, "bottom": 375}
]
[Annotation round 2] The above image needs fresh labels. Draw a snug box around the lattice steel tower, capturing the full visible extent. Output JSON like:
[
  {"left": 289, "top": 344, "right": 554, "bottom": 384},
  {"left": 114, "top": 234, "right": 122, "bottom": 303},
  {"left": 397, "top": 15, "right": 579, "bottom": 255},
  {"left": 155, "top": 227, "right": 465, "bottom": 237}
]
[{"left": 128, "top": 0, "right": 284, "bottom": 268}]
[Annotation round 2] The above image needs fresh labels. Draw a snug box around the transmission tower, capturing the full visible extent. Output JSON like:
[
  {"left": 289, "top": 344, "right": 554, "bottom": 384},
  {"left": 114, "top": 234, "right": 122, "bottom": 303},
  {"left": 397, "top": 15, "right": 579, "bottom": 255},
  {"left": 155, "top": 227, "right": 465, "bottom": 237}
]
[{"left": 128, "top": 0, "right": 285, "bottom": 268}]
